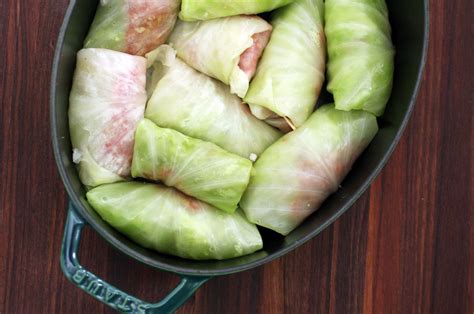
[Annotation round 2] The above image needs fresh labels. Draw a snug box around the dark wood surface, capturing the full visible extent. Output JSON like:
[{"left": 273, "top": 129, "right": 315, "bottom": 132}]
[{"left": 1, "top": 1, "right": 472, "bottom": 313}]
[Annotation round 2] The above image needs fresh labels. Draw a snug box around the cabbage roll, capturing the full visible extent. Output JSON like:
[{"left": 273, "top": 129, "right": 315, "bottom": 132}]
[
  {"left": 180, "top": 0, "right": 295, "bottom": 21},
  {"left": 87, "top": 182, "right": 263, "bottom": 260},
  {"left": 69, "top": 48, "right": 147, "bottom": 187},
  {"left": 84, "top": 0, "right": 181, "bottom": 56},
  {"left": 132, "top": 119, "right": 253, "bottom": 213},
  {"left": 145, "top": 45, "right": 282, "bottom": 159},
  {"left": 325, "top": 0, "right": 395, "bottom": 115},
  {"left": 244, "top": 0, "right": 326, "bottom": 131},
  {"left": 240, "top": 105, "right": 378, "bottom": 235},
  {"left": 169, "top": 16, "right": 272, "bottom": 97}
]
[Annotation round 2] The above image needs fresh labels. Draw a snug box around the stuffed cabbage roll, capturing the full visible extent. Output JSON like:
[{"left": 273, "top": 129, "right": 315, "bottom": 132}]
[
  {"left": 69, "top": 48, "right": 147, "bottom": 187},
  {"left": 132, "top": 119, "right": 253, "bottom": 213},
  {"left": 84, "top": 0, "right": 181, "bottom": 56},
  {"left": 244, "top": 0, "right": 325, "bottom": 131},
  {"left": 87, "top": 182, "right": 263, "bottom": 260},
  {"left": 240, "top": 104, "right": 378, "bottom": 235},
  {"left": 180, "top": 0, "right": 295, "bottom": 21},
  {"left": 145, "top": 45, "right": 282, "bottom": 159},
  {"left": 168, "top": 16, "right": 272, "bottom": 97},
  {"left": 325, "top": 0, "right": 395, "bottom": 116}
]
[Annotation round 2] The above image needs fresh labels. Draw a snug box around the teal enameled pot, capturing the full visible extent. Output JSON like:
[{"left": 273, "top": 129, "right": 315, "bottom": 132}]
[{"left": 50, "top": 1, "right": 429, "bottom": 312}]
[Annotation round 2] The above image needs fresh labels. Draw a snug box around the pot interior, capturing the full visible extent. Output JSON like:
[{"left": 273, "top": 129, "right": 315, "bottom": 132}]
[{"left": 51, "top": 0, "right": 428, "bottom": 276}]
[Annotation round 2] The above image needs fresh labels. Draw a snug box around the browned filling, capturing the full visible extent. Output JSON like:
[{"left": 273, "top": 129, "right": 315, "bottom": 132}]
[
  {"left": 126, "top": 0, "right": 179, "bottom": 56},
  {"left": 238, "top": 30, "right": 272, "bottom": 79}
]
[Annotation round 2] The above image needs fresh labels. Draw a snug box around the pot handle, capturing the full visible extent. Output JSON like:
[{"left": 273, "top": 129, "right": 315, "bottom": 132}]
[{"left": 60, "top": 203, "right": 210, "bottom": 314}]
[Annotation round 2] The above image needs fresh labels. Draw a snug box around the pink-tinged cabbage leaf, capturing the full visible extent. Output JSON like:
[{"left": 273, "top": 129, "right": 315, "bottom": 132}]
[
  {"left": 240, "top": 104, "right": 378, "bottom": 235},
  {"left": 69, "top": 48, "right": 147, "bottom": 187}
]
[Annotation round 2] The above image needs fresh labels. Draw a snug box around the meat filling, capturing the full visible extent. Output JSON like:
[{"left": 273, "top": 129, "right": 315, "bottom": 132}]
[{"left": 238, "top": 30, "right": 272, "bottom": 79}]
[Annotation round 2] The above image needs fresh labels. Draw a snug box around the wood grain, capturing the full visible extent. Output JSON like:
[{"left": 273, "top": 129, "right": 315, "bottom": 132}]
[{"left": 1, "top": 0, "right": 472, "bottom": 313}]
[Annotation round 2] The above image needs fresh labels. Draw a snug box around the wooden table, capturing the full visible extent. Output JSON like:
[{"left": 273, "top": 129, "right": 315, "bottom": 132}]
[{"left": 1, "top": 1, "right": 472, "bottom": 313}]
